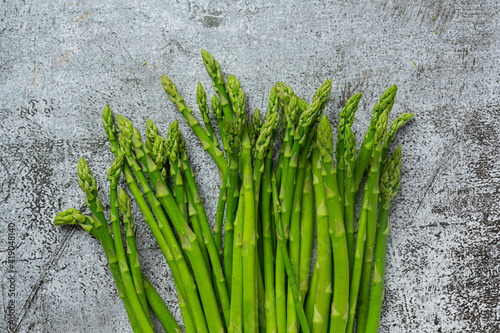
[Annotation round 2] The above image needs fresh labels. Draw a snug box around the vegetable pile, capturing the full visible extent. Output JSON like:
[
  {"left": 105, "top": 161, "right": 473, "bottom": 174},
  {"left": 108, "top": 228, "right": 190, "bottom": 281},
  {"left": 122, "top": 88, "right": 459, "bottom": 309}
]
[{"left": 54, "top": 49, "right": 413, "bottom": 333}]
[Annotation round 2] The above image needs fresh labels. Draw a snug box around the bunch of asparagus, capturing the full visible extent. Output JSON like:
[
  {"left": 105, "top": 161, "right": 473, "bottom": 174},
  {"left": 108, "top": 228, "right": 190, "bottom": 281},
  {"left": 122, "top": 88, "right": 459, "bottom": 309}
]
[{"left": 54, "top": 49, "right": 413, "bottom": 333}]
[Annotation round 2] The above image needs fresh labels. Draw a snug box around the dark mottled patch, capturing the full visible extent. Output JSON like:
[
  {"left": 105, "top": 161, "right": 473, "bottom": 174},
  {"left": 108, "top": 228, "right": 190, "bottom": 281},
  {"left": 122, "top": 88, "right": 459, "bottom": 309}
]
[{"left": 203, "top": 15, "right": 224, "bottom": 28}]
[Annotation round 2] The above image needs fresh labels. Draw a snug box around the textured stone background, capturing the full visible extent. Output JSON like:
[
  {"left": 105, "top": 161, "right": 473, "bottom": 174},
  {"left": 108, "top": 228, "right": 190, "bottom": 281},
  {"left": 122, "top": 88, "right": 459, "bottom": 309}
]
[{"left": 1, "top": 0, "right": 499, "bottom": 332}]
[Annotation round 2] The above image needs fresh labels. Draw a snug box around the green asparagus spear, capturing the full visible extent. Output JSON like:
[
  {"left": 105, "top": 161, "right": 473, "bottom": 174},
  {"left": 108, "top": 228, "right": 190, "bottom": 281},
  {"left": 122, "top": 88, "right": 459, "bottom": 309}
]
[
  {"left": 308, "top": 140, "right": 332, "bottom": 333},
  {"left": 117, "top": 188, "right": 152, "bottom": 328},
  {"left": 356, "top": 109, "right": 389, "bottom": 333},
  {"left": 141, "top": 274, "right": 183, "bottom": 333},
  {"left": 166, "top": 122, "right": 210, "bottom": 268},
  {"left": 213, "top": 93, "right": 241, "bottom": 294},
  {"left": 161, "top": 75, "right": 227, "bottom": 176},
  {"left": 365, "top": 146, "right": 402, "bottom": 333},
  {"left": 353, "top": 86, "right": 397, "bottom": 193},
  {"left": 201, "top": 49, "right": 234, "bottom": 120},
  {"left": 271, "top": 173, "right": 310, "bottom": 333},
  {"left": 117, "top": 114, "right": 224, "bottom": 333},
  {"left": 214, "top": 168, "right": 229, "bottom": 257},
  {"left": 79, "top": 158, "right": 154, "bottom": 333},
  {"left": 262, "top": 152, "right": 277, "bottom": 333},
  {"left": 335, "top": 92, "right": 362, "bottom": 218},
  {"left": 281, "top": 79, "right": 332, "bottom": 241},
  {"left": 165, "top": 244, "right": 197, "bottom": 333},
  {"left": 286, "top": 128, "right": 315, "bottom": 332},
  {"left": 229, "top": 187, "right": 245, "bottom": 333},
  {"left": 227, "top": 73, "right": 258, "bottom": 333},
  {"left": 178, "top": 129, "right": 232, "bottom": 328},
  {"left": 346, "top": 184, "right": 370, "bottom": 333},
  {"left": 223, "top": 116, "right": 243, "bottom": 297},
  {"left": 103, "top": 107, "right": 208, "bottom": 333},
  {"left": 381, "top": 113, "right": 414, "bottom": 162},
  {"left": 275, "top": 82, "right": 297, "bottom": 207},
  {"left": 304, "top": 266, "right": 318, "bottom": 330},
  {"left": 165, "top": 123, "right": 189, "bottom": 221},
  {"left": 343, "top": 125, "right": 357, "bottom": 277},
  {"left": 298, "top": 161, "right": 314, "bottom": 309},
  {"left": 119, "top": 188, "right": 182, "bottom": 333},
  {"left": 197, "top": 82, "right": 220, "bottom": 148},
  {"left": 317, "top": 115, "right": 350, "bottom": 333},
  {"left": 254, "top": 111, "right": 280, "bottom": 331},
  {"left": 346, "top": 109, "right": 388, "bottom": 333},
  {"left": 54, "top": 209, "right": 142, "bottom": 333}
]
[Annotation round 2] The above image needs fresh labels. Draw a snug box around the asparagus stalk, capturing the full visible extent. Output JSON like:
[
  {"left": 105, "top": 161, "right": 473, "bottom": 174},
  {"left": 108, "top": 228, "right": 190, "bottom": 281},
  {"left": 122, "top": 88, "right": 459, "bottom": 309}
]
[
  {"left": 165, "top": 122, "right": 210, "bottom": 269},
  {"left": 308, "top": 141, "right": 332, "bottom": 333},
  {"left": 117, "top": 188, "right": 152, "bottom": 328},
  {"left": 353, "top": 86, "right": 397, "bottom": 194},
  {"left": 346, "top": 183, "right": 370, "bottom": 333},
  {"left": 178, "top": 129, "right": 232, "bottom": 328},
  {"left": 271, "top": 173, "right": 310, "bottom": 333},
  {"left": 223, "top": 115, "right": 243, "bottom": 297},
  {"left": 226, "top": 74, "right": 258, "bottom": 333},
  {"left": 286, "top": 129, "right": 315, "bottom": 332},
  {"left": 365, "top": 146, "right": 402, "bottom": 333},
  {"left": 266, "top": 86, "right": 280, "bottom": 252},
  {"left": 356, "top": 109, "right": 389, "bottom": 333},
  {"left": 285, "top": 152, "right": 307, "bottom": 333},
  {"left": 304, "top": 266, "right": 318, "bottom": 330},
  {"left": 53, "top": 209, "right": 142, "bottom": 333},
  {"left": 79, "top": 158, "right": 154, "bottom": 333},
  {"left": 343, "top": 125, "right": 357, "bottom": 276},
  {"left": 197, "top": 81, "right": 220, "bottom": 148},
  {"left": 260, "top": 86, "right": 281, "bottom": 333},
  {"left": 252, "top": 107, "right": 264, "bottom": 279},
  {"left": 346, "top": 109, "right": 388, "bottom": 333},
  {"left": 117, "top": 115, "right": 224, "bottom": 333},
  {"left": 280, "top": 79, "right": 332, "bottom": 241},
  {"left": 335, "top": 92, "right": 362, "bottom": 218},
  {"left": 298, "top": 161, "right": 314, "bottom": 308},
  {"left": 103, "top": 107, "right": 208, "bottom": 333},
  {"left": 201, "top": 49, "right": 234, "bottom": 120},
  {"left": 141, "top": 274, "right": 183, "bottom": 333},
  {"left": 165, "top": 122, "right": 189, "bottom": 222},
  {"left": 214, "top": 168, "right": 229, "bottom": 257},
  {"left": 262, "top": 152, "right": 277, "bottom": 333},
  {"left": 253, "top": 110, "right": 280, "bottom": 331},
  {"left": 165, "top": 243, "right": 197, "bottom": 333},
  {"left": 118, "top": 188, "right": 182, "bottom": 333},
  {"left": 161, "top": 74, "right": 227, "bottom": 176},
  {"left": 213, "top": 94, "right": 240, "bottom": 294},
  {"left": 145, "top": 119, "right": 173, "bottom": 193},
  {"left": 317, "top": 115, "right": 350, "bottom": 333},
  {"left": 229, "top": 187, "right": 245, "bottom": 333},
  {"left": 382, "top": 113, "right": 414, "bottom": 162},
  {"left": 275, "top": 82, "right": 297, "bottom": 209}
]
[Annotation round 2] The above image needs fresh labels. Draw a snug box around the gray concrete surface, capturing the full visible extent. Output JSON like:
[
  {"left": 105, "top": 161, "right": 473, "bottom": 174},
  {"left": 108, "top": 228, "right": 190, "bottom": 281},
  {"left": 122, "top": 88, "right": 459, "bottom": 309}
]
[{"left": 1, "top": 0, "right": 499, "bottom": 332}]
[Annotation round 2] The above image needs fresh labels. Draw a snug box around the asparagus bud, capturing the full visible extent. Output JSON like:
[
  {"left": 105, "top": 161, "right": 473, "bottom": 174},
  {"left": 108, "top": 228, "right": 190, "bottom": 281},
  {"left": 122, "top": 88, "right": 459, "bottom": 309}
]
[
  {"left": 227, "top": 74, "right": 247, "bottom": 131},
  {"left": 102, "top": 105, "right": 116, "bottom": 141},
  {"left": 196, "top": 82, "right": 209, "bottom": 123},
  {"left": 211, "top": 94, "right": 222, "bottom": 122},
  {"left": 78, "top": 158, "right": 97, "bottom": 201},
  {"left": 223, "top": 118, "right": 241, "bottom": 156},
  {"left": 107, "top": 154, "right": 124, "bottom": 190},
  {"left": 255, "top": 112, "right": 280, "bottom": 160},
  {"left": 145, "top": 118, "right": 159, "bottom": 151},
  {"left": 388, "top": 113, "right": 414, "bottom": 147},
  {"left": 152, "top": 136, "right": 168, "bottom": 170},
  {"left": 380, "top": 146, "right": 402, "bottom": 209},
  {"left": 166, "top": 120, "right": 181, "bottom": 169},
  {"left": 54, "top": 208, "right": 86, "bottom": 226},
  {"left": 317, "top": 114, "right": 334, "bottom": 157}
]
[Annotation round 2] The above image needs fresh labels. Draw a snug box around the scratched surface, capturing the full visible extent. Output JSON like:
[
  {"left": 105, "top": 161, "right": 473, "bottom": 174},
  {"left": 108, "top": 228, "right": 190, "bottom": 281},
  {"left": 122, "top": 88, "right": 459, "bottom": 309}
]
[{"left": 0, "top": 0, "right": 499, "bottom": 332}]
